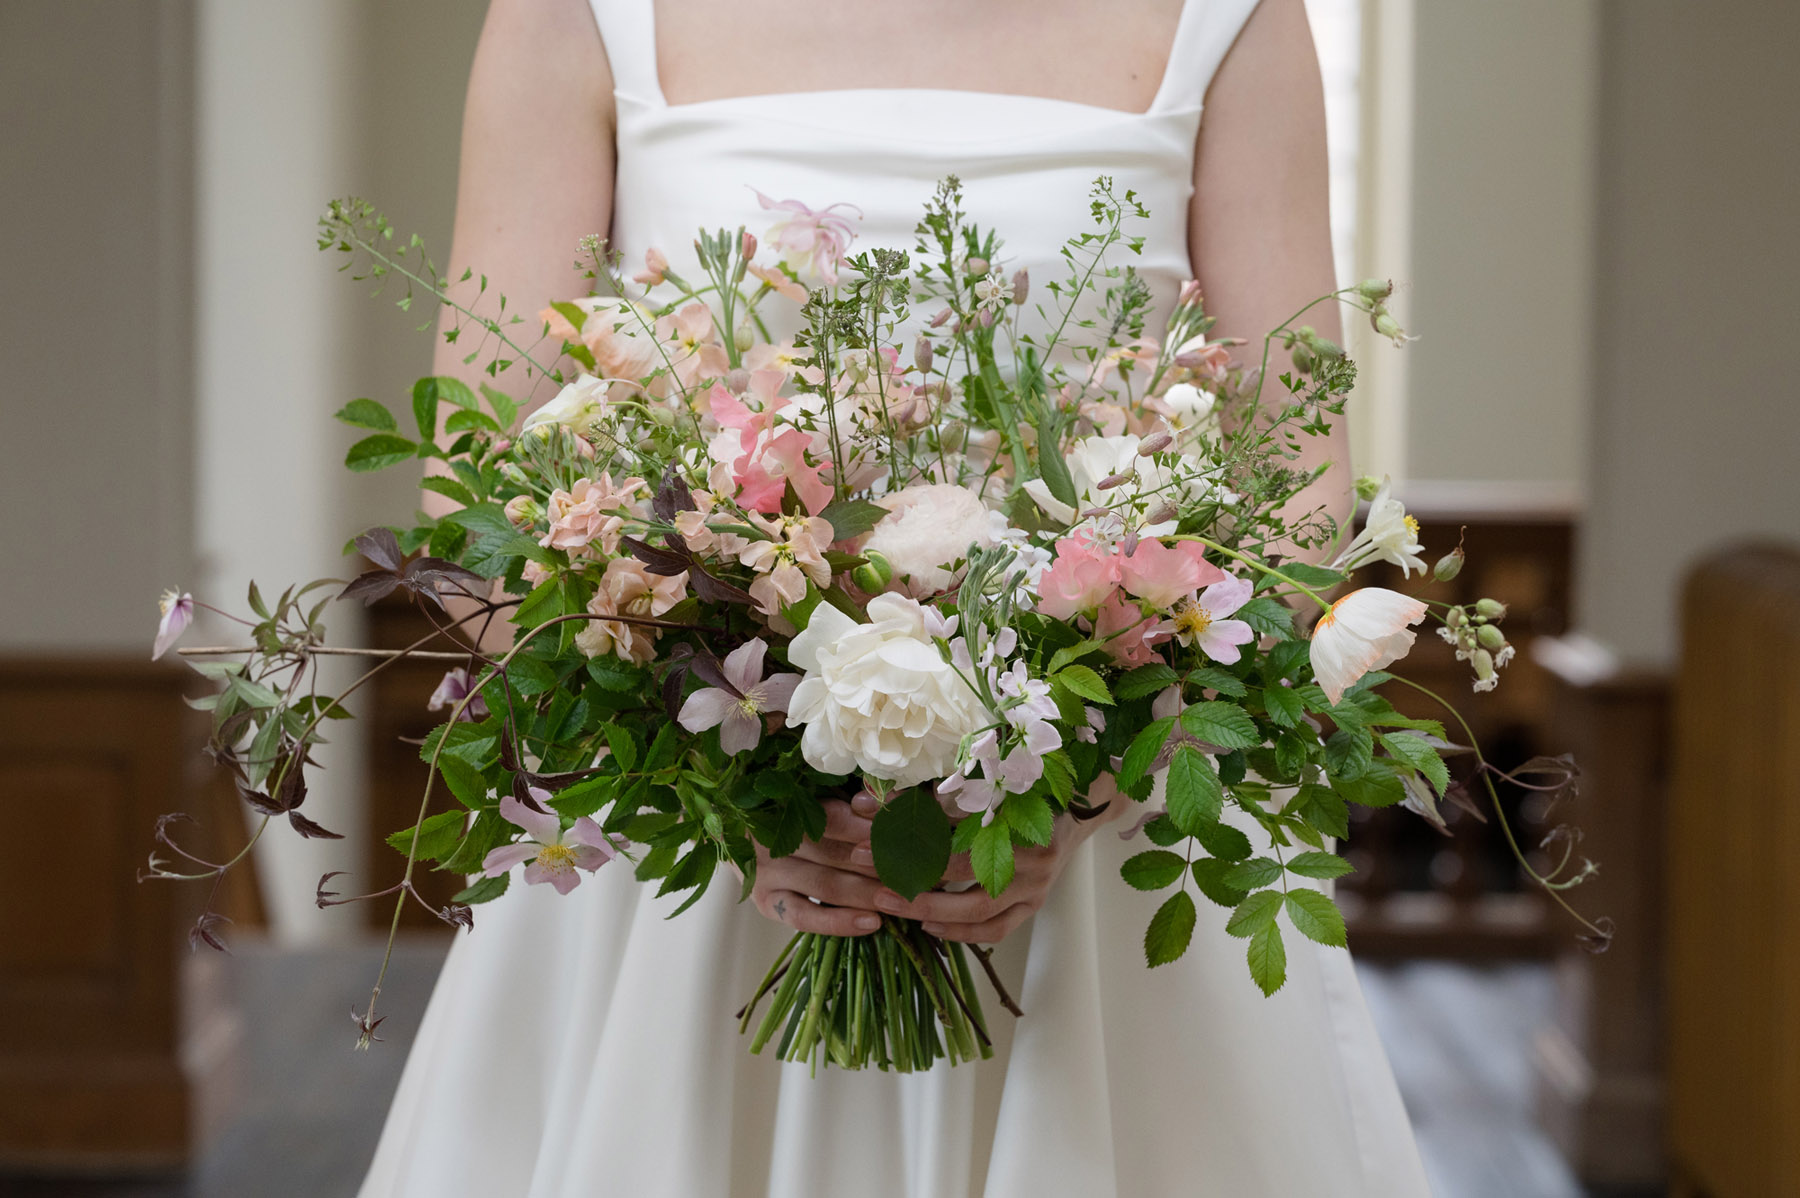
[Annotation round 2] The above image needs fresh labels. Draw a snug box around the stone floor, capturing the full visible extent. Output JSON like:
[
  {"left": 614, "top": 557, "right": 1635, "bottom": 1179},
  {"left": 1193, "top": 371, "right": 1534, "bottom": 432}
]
[{"left": 1, "top": 939, "right": 1597, "bottom": 1198}]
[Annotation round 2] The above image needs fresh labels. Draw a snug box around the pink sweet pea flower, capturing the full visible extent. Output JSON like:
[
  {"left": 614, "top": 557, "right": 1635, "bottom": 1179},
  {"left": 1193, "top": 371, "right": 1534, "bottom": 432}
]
[
  {"left": 481, "top": 789, "right": 625, "bottom": 895},
  {"left": 676, "top": 638, "right": 801, "bottom": 755},
  {"left": 752, "top": 190, "right": 861, "bottom": 285},
  {"left": 1118, "top": 538, "right": 1227, "bottom": 610},
  {"left": 1170, "top": 575, "right": 1257, "bottom": 664},
  {"left": 1309, "top": 587, "right": 1429, "bottom": 703},
  {"left": 1094, "top": 591, "right": 1169, "bottom": 667},
  {"left": 427, "top": 667, "right": 489, "bottom": 722},
  {"left": 1036, "top": 534, "right": 1122, "bottom": 620},
  {"left": 152, "top": 589, "right": 194, "bottom": 661},
  {"left": 732, "top": 427, "right": 834, "bottom": 515}
]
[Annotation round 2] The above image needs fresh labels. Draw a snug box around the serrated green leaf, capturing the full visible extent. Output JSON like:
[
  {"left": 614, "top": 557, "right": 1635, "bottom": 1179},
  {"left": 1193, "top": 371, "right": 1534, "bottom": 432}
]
[
  {"left": 1333, "top": 762, "right": 1405, "bottom": 808},
  {"left": 1225, "top": 856, "right": 1283, "bottom": 889},
  {"left": 819, "top": 497, "right": 890, "bottom": 541},
  {"left": 1000, "top": 792, "right": 1055, "bottom": 846},
  {"left": 1041, "top": 750, "right": 1075, "bottom": 807},
  {"left": 1237, "top": 596, "right": 1296, "bottom": 638},
  {"left": 1325, "top": 726, "right": 1373, "bottom": 780},
  {"left": 1225, "top": 889, "right": 1283, "bottom": 938},
  {"left": 335, "top": 398, "right": 397, "bottom": 432},
  {"left": 1282, "top": 562, "right": 1347, "bottom": 589},
  {"left": 436, "top": 754, "right": 494, "bottom": 810},
  {"left": 1285, "top": 889, "right": 1348, "bottom": 946},
  {"left": 438, "top": 808, "right": 512, "bottom": 873},
  {"left": 1194, "top": 819, "right": 1253, "bottom": 861},
  {"left": 547, "top": 774, "right": 615, "bottom": 819},
  {"left": 871, "top": 787, "right": 952, "bottom": 901},
  {"left": 480, "top": 383, "right": 518, "bottom": 431},
  {"left": 1121, "top": 849, "right": 1187, "bottom": 890},
  {"left": 1191, "top": 857, "right": 1250, "bottom": 907},
  {"left": 1047, "top": 638, "right": 1105, "bottom": 675},
  {"left": 452, "top": 872, "right": 509, "bottom": 905},
  {"left": 445, "top": 408, "right": 502, "bottom": 434},
  {"left": 386, "top": 809, "right": 468, "bottom": 862},
  {"left": 1287, "top": 851, "right": 1355, "bottom": 880},
  {"left": 345, "top": 433, "right": 419, "bottom": 472},
  {"left": 970, "top": 816, "right": 1015, "bottom": 897},
  {"left": 1186, "top": 666, "right": 1248, "bottom": 698},
  {"left": 1145, "top": 889, "right": 1197, "bottom": 966},
  {"left": 1143, "top": 814, "right": 1185, "bottom": 847},
  {"left": 602, "top": 723, "right": 641, "bottom": 773},
  {"left": 1053, "top": 663, "right": 1113, "bottom": 706},
  {"left": 1116, "top": 663, "right": 1178, "bottom": 700},
  {"left": 1117, "top": 717, "right": 1175, "bottom": 791},
  {"left": 1262, "top": 682, "right": 1306, "bottom": 728},
  {"left": 411, "top": 377, "right": 441, "bottom": 441},
  {"left": 1292, "top": 783, "right": 1350, "bottom": 838},
  {"left": 1380, "top": 731, "right": 1451, "bottom": 795},
  {"left": 1247, "top": 922, "right": 1288, "bottom": 995},
  {"left": 1179, "top": 701, "right": 1261, "bottom": 749},
  {"left": 1165, "top": 744, "right": 1223, "bottom": 833}
]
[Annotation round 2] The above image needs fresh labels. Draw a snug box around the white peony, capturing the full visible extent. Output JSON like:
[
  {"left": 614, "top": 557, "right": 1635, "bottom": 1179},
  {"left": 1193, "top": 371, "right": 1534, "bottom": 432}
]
[
  {"left": 861, "top": 484, "right": 998, "bottom": 597},
  {"left": 786, "top": 593, "right": 990, "bottom": 787}
]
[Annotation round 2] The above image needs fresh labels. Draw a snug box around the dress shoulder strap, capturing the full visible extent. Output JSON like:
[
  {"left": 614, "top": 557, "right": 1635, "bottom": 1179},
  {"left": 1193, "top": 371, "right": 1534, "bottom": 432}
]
[
  {"left": 1148, "top": 0, "right": 1264, "bottom": 113},
  {"left": 587, "top": 0, "right": 666, "bottom": 105}
]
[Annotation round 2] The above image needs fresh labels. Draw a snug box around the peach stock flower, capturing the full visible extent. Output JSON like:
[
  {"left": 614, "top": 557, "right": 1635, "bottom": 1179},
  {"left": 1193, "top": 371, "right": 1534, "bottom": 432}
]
[
  {"left": 737, "top": 513, "right": 834, "bottom": 616},
  {"left": 574, "top": 558, "right": 688, "bottom": 664},
  {"left": 540, "top": 473, "right": 644, "bottom": 556}
]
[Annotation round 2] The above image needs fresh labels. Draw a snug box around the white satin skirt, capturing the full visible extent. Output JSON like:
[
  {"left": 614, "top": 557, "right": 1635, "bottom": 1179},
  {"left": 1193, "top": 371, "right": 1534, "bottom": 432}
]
[{"left": 357, "top": 822, "right": 1429, "bottom": 1197}]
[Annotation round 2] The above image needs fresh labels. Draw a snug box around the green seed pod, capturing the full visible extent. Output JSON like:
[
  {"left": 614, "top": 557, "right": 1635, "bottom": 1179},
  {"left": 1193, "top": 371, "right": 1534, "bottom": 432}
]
[
  {"left": 1433, "top": 547, "right": 1466, "bottom": 581},
  {"left": 851, "top": 550, "right": 894, "bottom": 594},
  {"left": 1357, "top": 278, "right": 1396, "bottom": 303},
  {"left": 1472, "top": 648, "right": 1496, "bottom": 681},
  {"left": 1445, "top": 605, "right": 1468, "bottom": 628},
  {"left": 1475, "top": 598, "right": 1509, "bottom": 621},
  {"left": 1477, "top": 623, "right": 1507, "bottom": 651}
]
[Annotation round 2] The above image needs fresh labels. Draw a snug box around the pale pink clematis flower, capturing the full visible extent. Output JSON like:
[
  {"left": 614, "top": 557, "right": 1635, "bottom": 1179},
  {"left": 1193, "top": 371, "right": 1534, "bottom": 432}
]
[
  {"left": 676, "top": 638, "right": 801, "bottom": 755},
  {"left": 1309, "top": 587, "right": 1429, "bottom": 703},
  {"left": 427, "top": 667, "right": 489, "bottom": 722},
  {"left": 541, "top": 473, "right": 644, "bottom": 555},
  {"left": 152, "top": 589, "right": 194, "bottom": 661},
  {"left": 1117, "top": 538, "right": 1226, "bottom": 610},
  {"left": 752, "top": 190, "right": 861, "bottom": 285},
  {"left": 481, "top": 789, "right": 625, "bottom": 895},
  {"left": 1170, "top": 575, "right": 1257, "bottom": 663}
]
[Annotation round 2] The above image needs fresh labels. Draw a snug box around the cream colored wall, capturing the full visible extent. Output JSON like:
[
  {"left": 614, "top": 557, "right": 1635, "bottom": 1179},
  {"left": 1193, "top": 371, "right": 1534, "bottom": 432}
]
[
  {"left": 1392, "top": 0, "right": 1598, "bottom": 506},
  {"left": 1576, "top": 0, "right": 1800, "bottom": 667},
  {"left": 0, "top": 1, "right": 195, "bottom": 653}
]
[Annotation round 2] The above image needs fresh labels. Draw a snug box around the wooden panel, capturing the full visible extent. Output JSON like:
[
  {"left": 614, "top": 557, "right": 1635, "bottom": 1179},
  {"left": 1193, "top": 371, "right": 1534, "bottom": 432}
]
[
  {"left": 1667, "top": 544, "right": 1800, "bottom": 1196},
  {"left": 0, "top": 659, "right": 241, "bottom": 1170}
]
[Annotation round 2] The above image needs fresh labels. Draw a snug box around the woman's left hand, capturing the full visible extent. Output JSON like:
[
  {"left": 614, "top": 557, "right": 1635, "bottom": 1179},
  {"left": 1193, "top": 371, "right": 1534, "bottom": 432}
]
[{"left": 865, "top": 774, "right": 1133, "bottom": 945}]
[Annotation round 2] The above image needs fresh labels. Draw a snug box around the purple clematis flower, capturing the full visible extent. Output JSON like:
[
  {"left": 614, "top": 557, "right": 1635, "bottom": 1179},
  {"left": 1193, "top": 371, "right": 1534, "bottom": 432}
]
[
  {"left": 427, "top": 667, "right": 489, "bottom": 722},
  {"left": 481, "top": 788, "right": 624, "bottom": 895},
  {"left": 677, "top": 638, "right": 800, "bottom": 755},
  {"left": 152, "top": 589, "right": 194, "bottom": 661}
]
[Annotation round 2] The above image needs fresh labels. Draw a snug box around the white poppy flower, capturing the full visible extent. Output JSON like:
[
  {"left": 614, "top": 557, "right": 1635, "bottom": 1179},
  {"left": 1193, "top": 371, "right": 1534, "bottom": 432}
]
[{"left": 1309, "top": 587, "right": 1429, "bottom": 703}]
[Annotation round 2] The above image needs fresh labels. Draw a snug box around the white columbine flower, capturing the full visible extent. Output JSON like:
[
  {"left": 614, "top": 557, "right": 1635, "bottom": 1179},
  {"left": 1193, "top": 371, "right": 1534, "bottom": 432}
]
[
  {"left": 1334, "top": 476, "right": 1427, "bottom": 577},
  {"left": 1309, "top": 587, "right": 1429, "bottom": 703},
  {"left": 520, "top": 373, "right": 609, "bottom": 437},
  {"left": 785, "top": 593, "right": 989, "bottom": 788}
]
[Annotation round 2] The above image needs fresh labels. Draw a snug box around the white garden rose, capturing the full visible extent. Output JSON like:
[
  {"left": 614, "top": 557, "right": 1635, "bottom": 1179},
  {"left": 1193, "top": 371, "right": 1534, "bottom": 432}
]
[
  {"left": 785, "top": 593, "right": 989, "bottom": 787},
  {"left": 861, "top": 483, "right": 998, "bottom": 597}
]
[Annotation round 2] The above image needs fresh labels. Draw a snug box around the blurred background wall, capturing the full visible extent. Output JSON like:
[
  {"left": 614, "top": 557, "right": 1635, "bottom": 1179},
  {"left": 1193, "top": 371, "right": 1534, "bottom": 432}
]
[{"left": 2, "top": 0, "right": 1796, "bottom": 1193}]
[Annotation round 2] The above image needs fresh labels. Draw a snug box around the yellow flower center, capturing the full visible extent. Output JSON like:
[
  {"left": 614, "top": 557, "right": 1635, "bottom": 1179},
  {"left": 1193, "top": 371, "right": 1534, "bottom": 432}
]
[
  {"left": 535, "top": 842, "right": 578, "bottom": 874},
  {"left": 736, "top": 693, "right": 764, "bottom": 718},
  {"left": 1176, "top": 606, "right": 1214, "bottom": 639},
  {"left": 1404, "top": 515, "right": 1420, "bottom": 535}
]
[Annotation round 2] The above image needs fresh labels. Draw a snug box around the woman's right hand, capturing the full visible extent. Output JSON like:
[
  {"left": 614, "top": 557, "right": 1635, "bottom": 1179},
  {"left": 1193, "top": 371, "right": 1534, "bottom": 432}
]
[{"left": 750, "top": 796, "right": 890, "bottom": 936}]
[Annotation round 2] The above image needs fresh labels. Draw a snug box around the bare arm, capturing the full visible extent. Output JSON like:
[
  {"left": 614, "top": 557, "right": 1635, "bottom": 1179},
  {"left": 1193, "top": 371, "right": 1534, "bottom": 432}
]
[
  {"left": 425, "top": 0, "right": 616, "bottom": 652},
  {"left": 1189, "top": 0, "right": 1352, "bottom": 564}
]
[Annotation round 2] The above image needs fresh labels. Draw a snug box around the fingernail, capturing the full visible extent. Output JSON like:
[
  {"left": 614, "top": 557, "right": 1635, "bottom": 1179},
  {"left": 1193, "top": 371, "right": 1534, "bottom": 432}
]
[
  {"left": 851, "top": 794, "right": 880, "bottom": 817},
  {"left": 850, "top": 846, "right": 874, "bottom": 866},
  {"left": 853, "top": 914, "right": 881, "bottom": 932},
  {"left": 875, "top": 892, "right": 905, "bottom": 913}
]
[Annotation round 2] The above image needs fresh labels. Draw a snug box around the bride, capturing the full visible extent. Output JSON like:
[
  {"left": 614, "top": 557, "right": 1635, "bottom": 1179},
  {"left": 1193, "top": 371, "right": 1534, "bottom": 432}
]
[{"left": 359, "top": 0, "right": 1431, "bottom": 1194}]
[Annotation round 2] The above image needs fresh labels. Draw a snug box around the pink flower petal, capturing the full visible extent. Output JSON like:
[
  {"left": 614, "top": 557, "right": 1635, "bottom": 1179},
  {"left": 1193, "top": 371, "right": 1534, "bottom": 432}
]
[
  {"left": 498, "top": 791, "right": 563, "bottom": 846},
  {"left": 718, "top": 707, "right": 763, "bottom": 756},
  {"left": 755, "top": 672, "right": 801, "bottom": 714},
  {"left": 480, "top": 842, "right": 538, "bottom": 877},
  {"left": 722, "top": 638, "right": 768, "bottom": 693},
  {"left": 562, "top": 816, "right": 620, "bottom": 858},
  {"left": 678, "top": 687, "right": 735, "bottom": 734},
  {"left": 523, "top": 860, "right": 582, "bottom": 894}
]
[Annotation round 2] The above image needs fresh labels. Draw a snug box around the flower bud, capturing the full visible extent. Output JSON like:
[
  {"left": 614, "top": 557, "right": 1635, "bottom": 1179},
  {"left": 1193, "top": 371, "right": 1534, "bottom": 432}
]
[
  {"left": 1477, "top": 623, "right": 1507, "bottom": 651},
  {"left": 851, "top": 550, "right": 894, "bottom": 593},
  {"left": 1011, "top": 269, "right": 1029, "bottom": 306},
  {"left": 978, "top": 307, "right": 997, "bottom": 328},
  {"left": 740, "top": 231, "right": 757, "bottom": 260},
  {"left": 1137, "top": 429, "right": 1174, "bottom": 455},
  {"left": 1291, "top": 340, "right": 1317, "bottom": 373},
  {"left": 1356, "top": 278, "right": 1395, "bottom": 303},
  {"left": 1121, "top": 526, "right": 1140, "bottom": 556},
  {"left": 1475, "top": 598, "right": 1509, "bottom": 621},
  {"left": 503, "top": 494, "right": 541, "bottom": 528},
  {"left": 1177, "top": 279, "right": 1204, "bottom": 310},
  {"left": 1472, "top": 648, "right": 1496, "bottom": 682},
  {"left": 1146, "top": 501, "right": 1179, "bottom": 526},
  {"left": 914, "top": 336, "right": 934, "bottom": 374},
  {"left": 1373, "top": 309, "right": 1409, "bottom": 346},
  {"left": 734, "top": 324, "right": 754, "bottom": 352},
  {"left": 499, "top": 462, "right": 529, "bottom": 486},
  {"left": 1097, "top": 469, "right": 1136, "bottom": 491},
  {"left": 1353, "top": 475, "right": 1384, "bottom": 502},
  {"left": 1445, "top": 605, "right": 1468, "bottom": 628},
  {"left": 965, "top": 257, "right": 988, "bottom": 275},
  {"left": 1308, "top": 333, "right": 1345, "bottom": 361},
  {"left": 929, "top": 307, "right": 953, "bottom": 328},
  {"left": 1433, "top": 547, "right": 1465, "bottom": 581}
]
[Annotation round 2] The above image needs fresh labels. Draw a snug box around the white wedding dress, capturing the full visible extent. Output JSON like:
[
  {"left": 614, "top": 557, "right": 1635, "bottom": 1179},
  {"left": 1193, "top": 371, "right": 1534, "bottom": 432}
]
[{"left": 358, "top": 2, "right": 1431, "bottom": 1194}]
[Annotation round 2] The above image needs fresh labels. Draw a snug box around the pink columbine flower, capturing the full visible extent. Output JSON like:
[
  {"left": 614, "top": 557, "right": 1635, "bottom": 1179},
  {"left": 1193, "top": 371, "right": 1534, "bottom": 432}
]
[
  {"left": 1170, "top": 575, "right": 1257, "bottom": 664},
  {"left": 676, "top": 638, "right": 801, "bottom": 755},
  {"left": 1035, "top": 533, "right": 1123, "bottom": 620},
  {"left": 427, "top": 667, "right": 489, "bottom": 722},
  {"left": 1309, "top": 587, "right": 1430, "bottom": 703},
  {"left": 752, "top": 189, "right": 861, "bottom": 285},
  {"left": 152, "top": 589, "right": 194, "bottom": 661},
  {"left": 480, "top": 789, "right": 625, "bottom": 895},
  {"left": 1117, "top": 538, "right": 1226, "bottom": 610}
]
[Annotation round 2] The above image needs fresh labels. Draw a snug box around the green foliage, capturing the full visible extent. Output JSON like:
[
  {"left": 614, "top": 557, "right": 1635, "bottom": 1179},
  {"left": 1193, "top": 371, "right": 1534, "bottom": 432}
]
[
  {"left": 870, "top": 787, "right": 953, "bottom": 901},
  {"left": 386, "top": 809, "right": 467, "bottom": 862},
  {"left": 1121, "top": 849, "right": 1187, "bottom": 891},
  {"left": 1145, "top": 890, "right": 1197, "bottom": 966}
]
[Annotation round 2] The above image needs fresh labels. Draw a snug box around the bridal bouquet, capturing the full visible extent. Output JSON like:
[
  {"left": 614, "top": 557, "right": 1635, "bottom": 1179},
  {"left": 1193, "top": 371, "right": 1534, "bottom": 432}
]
[{"left": 149, "top": 177, "right": 1604, "bottom": 1071}]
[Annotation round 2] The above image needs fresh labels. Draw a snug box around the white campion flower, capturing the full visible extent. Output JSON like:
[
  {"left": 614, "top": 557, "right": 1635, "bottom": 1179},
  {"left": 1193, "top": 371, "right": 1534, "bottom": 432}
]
[
  {"left": 1334, "top": 476, "right": 1427, "bottom": 577},
  {"left": 785, "top": 593, "right": 989, "bottom": 788},
  {"left": 1025, "top": 433, "right": 1233, "bottom": 535},
  {"left": 860, "top": 483, "right": 998, "bottom": 597},
  {"left": 1309, "top": 587, "right": 1429, "bottom": 703}
]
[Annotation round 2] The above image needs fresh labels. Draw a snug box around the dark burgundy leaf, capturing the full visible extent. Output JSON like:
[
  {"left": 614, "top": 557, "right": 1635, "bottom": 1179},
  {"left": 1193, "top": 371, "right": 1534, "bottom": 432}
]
[
  {"left": 236, "top": 781, "right": 285, "bottom": 816},
  {"left": 438, "top": 903, "right": 474, "bottom": 931},
  {"left": 1069, "top": 799, "right": 1113, "bottom": 823},
  {"left": 354, "top": 526, "right": 404, "bottom": 571},
  {"left": 1577, "top": 916, "right": 1616, "bottom": 954},
  {"left": 340, "top": 570, "right": 403, "bottom": 606},
  {"left": 652, "top": 465, "right": 695, "bottom": 523},
  {"left": 351, "top": 1007, "right": 387, "bottom": 1045},
  {"left": 686, "top": 649, "right": 741, "bottom": 697},
  {"left": 189, "top": 911, "right": 232, "bottom": 953},
  {"left": 513, "top": 773, "right": 548, "bottom": 811},
  {"left": 288, "top": 810, "right": 344, "bottom": 839},
  {"left": 316, "top": 870, "right": 349, "bottom": 906},
  {"left": 621, "top": 533, "right": 755, "bottom": 606},
  {"left": 275, "top": 754, "right": 307, "bottom": 811},
  {"left": 620, "top": 534, "right": 692, "bottom": 576},
  {"left": 153, "top": 811, "right": 196, "bottom": 847}
]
